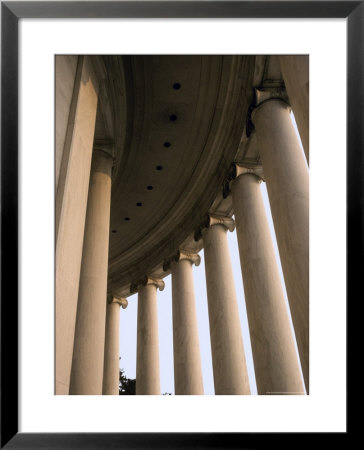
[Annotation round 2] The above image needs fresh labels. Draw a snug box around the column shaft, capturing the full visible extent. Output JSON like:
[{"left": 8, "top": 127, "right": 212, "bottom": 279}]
[
  {"left": 203, "top": 223, "right": 250, "bottom": 394},
  {"left": 278, "top": 55, "right": 309, "bottom": 164},
  {"left": 102, "top": 301, "right": 121, "bottom": 395},
  {"left": 253, "top": 99, "right": 309, "bottom": 392},
  {"left": 69, "top": 149, "right": 113, "bottom": 395},
  {"left": 136, "top": 284, "right": 160, "bottom": 395},
  {"left": 172, "top": 258, "right": 204, "bottom": 395},
  {"left": 55, "top": 56, "right": 99, "bottom": 394},
  {"left": 232, "top": 173, "right": 304, "bottom": 395},
  {"left": 55, "top": 55, "right": 78, "bottom": 190}
]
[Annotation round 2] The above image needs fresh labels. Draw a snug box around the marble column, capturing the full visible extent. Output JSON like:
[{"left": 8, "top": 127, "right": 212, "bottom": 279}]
[
  {"left": 170, "top": 250, "right": 204, "bottom": 395},
  {"left": 278, "top": 55, "right": 309, "bottom": 165},
  {"left": 69, "top": 147, "right": 114, "bottom": 395},
  {"left": 252, "top": 92, "right": 309, "bottom": 392},
  {"left": 103, "top": 296, "right": 128, "bottom": 395},
  {"left": 135, "top": 277, "right": 164, "bottom": 395},
  {"left": 231, "top": 165, "right": 305, "bottom": 395},
  {"left": 55, "top": 56, "right": 99, "bottom": 395},
  {"left": 202, "top": 216, "right": 250, "bottom": 394},
  {"left": 55, "top": 55, "right": 78, "bottom": 191}
]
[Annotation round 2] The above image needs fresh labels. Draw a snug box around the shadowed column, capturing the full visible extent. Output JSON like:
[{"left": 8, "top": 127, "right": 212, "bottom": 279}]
[
  {"left": 232, "top": 165, "right": 304, "bottom": 395},
  {"left": 252, "top": 92, "right": 309, "bottom": 392},
  {"left": 103, "top": 296, "right": 128, "bottom": 395},
  {"left": 55, "top": 56, "right": 99, "bottom": 395},
  {"left": 170, "top": 250, "right": 204, "bottom": 395},
  {"left": 278, "top": 55, "right": 309, "bottom": 165},
  {"left": 202, "top": 215, "right": 250, "bottom": 394},
  {"left": 135, "top": 277, "right": 164, "bottom": 395},
  {"left": 69, "top": 147, "right": 113, "bottom": 395}
]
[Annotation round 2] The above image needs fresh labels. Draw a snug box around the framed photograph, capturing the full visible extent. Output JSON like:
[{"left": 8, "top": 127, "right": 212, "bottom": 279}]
[{"left": 1, "top": 1, "right": 359, "bottom": 447}]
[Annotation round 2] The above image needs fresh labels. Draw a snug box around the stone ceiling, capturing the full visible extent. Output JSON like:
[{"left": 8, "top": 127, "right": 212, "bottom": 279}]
[{"left": 96, "top": 55, "right": 260, "bottom": 298}]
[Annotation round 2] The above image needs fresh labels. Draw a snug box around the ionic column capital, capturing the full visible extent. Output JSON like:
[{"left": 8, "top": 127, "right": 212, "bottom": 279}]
[
  {"left": 93, "top": 140, "right": 117, "bottom": 175},
  {"left": 251, "top": 88, "right": 291, "bottom": 124},
  {"left": 108, "top": 295, "right": 128, "bottom": 309},
  {"left": 223, "top": 163, "right": 265, "bottom": 198},
  {"left": 144, "top": 277, "right": 165, "bottom": 291},
  {"left": 234, "top": 163, "right": 265, "bottom": 183},
  {"left": 93, "top": 139, "right": 115, "bottom": 160},
  {"left": 245, "top": 88, "right": 290, "bottom": 139},
  {"left": 176, "top": 249, "right": 201, "bottom": 267},
  {"left": 195, "top": 214, "right": 235, "bottom": 240},
  {"left": 164, "top": 249, "right": 201, "bottom": 271},
  {"left": 254, "top": 88, "right": 290, "bottom": 108},
  {"left": 208, "top": 214, "right": 235, "bottom": 232},
  {"left": 130, "top": 276, "right": 165, "bottom": 294}
]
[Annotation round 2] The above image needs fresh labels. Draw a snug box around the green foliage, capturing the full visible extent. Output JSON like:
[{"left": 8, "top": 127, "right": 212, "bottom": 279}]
[
  {"left": 118, "top": 366, "right": 172, "bottom": 395},
  {"left": 119, "top": 368, "right": 136, "bottom": 395}
]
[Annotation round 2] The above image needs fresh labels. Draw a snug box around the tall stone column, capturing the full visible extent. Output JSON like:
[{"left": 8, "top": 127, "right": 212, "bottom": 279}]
[
  {"left": 202, "top": 216, "right": 250, "bottom": 395},
  {"left": 55, "top": 56, "right": 99, "bottom": 395},
  {"left": 69, "top": 147, "right": 114, "bottom": 395},
  {"left": 55, "top": 55, "right": 78, "bottom": 190},
  {"left": 170, "top": 250, "right": 204, "bottom": 395},
  {"left": 103, "top": 296, "right": 128, "bottom": 395},
  {"left": 134, "top": 277, "right": 164, "bottom": 395},
  {"left": 252, "top": 92, "right": 309, "bottom": 392},
  {"left": 278, "top": 55, "right": 309, "bottom": 164},
  {"left": 231, "top": 165, "right": 305, "bottom": 395}
]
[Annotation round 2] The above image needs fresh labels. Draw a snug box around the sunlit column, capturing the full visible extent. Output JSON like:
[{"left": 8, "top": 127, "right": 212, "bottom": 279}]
[
  {"left": 55, "top": 56, "right": 99, "bottom": 394},
  {"left": 278, "top": 55, "right": 309, "bottom": 164},
  {"left": 55, "top": 55, "right": 78, "bottom": 190},
  {"left": 170, "top": 250, "right": 204, "bottom": 395},
  {"left": 252, "top": 91, "right": 309, "bottom": 392},
  {"left": 103, "top": 296, "right": 128, "bottom": 395},
  {"left": 69, "top": 147, "right": 114, "bottom": 395},
  {"left": 133, "top": 277, "right": 164, "bottom": 395},
  {"left": 231, "top": 165, "right": 305, "bottom": 395},
  {"left": 202, "top": 215, "right": 250, "bottom": 394}
]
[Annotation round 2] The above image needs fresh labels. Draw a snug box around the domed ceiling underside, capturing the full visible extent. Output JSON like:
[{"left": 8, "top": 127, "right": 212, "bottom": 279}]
[{"left": 103, "top": 55, "right": 256, "bottom": 297}]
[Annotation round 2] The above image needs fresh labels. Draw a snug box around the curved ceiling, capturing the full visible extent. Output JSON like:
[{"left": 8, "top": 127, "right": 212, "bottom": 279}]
[{"left": 101, "top": 55, "right": 256, "bottom": 297}]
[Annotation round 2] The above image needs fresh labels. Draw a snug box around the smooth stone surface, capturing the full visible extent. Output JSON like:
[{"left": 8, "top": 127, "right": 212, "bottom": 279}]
[
  {"left": 203, "top": 223, "right": 251, "bottom": 395},
  {"left": 232, "top": 174, "right": 305, "bottom": 395},
  {"left": 55, "top": 55, "right": 78, "bottom": 190},
  {"left": 55, "top": 56, "right": 99, "bottom": 395},
  {"left": 253, "top": 100, "right": 309, "bottom": 392},
  {"left": 69, "top": 149, "right": 113, "bottom": 395},
  {"left": 102, "top": 301, "right": 121, "bottom": 395},
  {"left": 106, "top": 56, "right": 256, "bottom": 297},
  {"left": 172, "top": 258, "right": 204, "bottom": 395},
  {"left": 279, "top": 55, "right": 309, "bottom": 165},
  {"left": 136, "top": 283, "right": 161, "bottom": 395}
]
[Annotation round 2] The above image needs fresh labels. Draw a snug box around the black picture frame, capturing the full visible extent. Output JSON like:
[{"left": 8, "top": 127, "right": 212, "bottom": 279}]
[{"left": 1, "top": 1, "right": 359, "bottom": 448}]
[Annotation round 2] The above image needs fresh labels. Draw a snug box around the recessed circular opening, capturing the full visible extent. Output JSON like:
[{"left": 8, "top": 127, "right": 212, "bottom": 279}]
[
  {"left": 112, "top": 230, "right": 117, "bottom": 233},
  {"left": 173, "top": 82, "right": 181, "bottom": 90},
  {"left": 164, "top": 142, "right": 171, "bottom": 148},
  {"left": 156, "top": 165, "right": 163, "bottom": 171},
  {"left": 124, "top": 217, "right": 130, "bottom": 221},
  {"left": 136, "top": 202, "right": 142, "bottom": 207},
  {"left": 169, "top": 114, "right": 177, "bottom": 122},
  {"left": 147, "top": 185, "right": 153, "bottom": 190}
]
